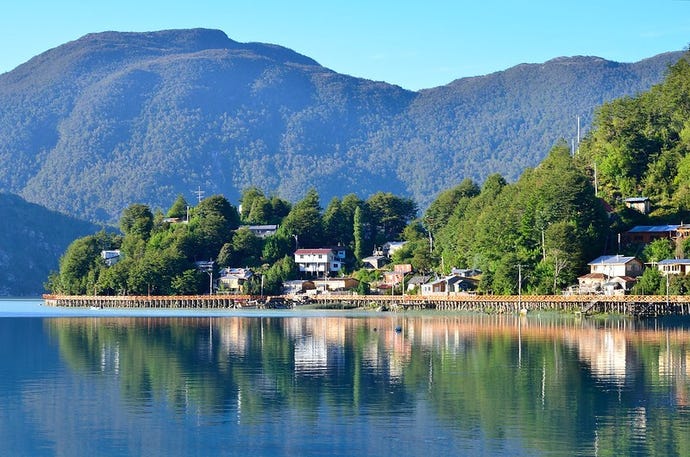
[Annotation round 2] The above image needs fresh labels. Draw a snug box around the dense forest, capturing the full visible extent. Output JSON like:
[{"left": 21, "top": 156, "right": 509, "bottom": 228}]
[
  {"left": 0, "top": 29, "right": 681, "bottom": 224},
  {"left": 48, "top": 50, "right": 690, "bottom": 297},
  {"left": 47, "top": 189, "right": 418, "bottom": 296}
]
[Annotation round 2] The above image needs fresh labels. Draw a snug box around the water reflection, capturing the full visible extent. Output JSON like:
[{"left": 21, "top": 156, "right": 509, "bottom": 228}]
[{"left": 44, "top": 314, "right": 690, "bottom": 456}]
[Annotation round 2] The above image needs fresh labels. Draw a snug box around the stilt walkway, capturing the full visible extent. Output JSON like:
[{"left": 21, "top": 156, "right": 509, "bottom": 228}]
[{"left": 42, "top": 293, "right": 690, "bottom": 317}]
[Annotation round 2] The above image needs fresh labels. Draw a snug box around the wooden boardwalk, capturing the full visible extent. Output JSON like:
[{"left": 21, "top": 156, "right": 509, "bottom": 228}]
[{"left": 42, "top": 293, "right": 690, "bottom": 317}]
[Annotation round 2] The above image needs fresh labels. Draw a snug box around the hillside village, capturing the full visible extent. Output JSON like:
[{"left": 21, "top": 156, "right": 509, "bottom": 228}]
[
  {"left": 47, "top": 52, "right": 690, "bottom": 300},
  {"left": 97, "top": 208, "right": 690, "bottom": 299}
]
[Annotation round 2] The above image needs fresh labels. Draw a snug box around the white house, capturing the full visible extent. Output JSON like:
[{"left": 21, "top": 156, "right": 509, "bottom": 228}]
[
  {"left": 588, "top": 255, "right": 643, "bottom": 278},
  {"left": 294, "top": 248, "right": 343, "bottom": 277},
  {"left": 575, "top": 255, "right": 642, "bottom": 295},
  {"left": 657, "top": 259, "right": 690, "bottom": 276}
]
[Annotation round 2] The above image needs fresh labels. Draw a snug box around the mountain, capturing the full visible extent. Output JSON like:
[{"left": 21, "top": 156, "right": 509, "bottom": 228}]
[
  {"left": 0, "top": 193, "right": 97, "bottom": 296},
  {"left": 0, "top": 28, "right": 682, "bottom": 223}
]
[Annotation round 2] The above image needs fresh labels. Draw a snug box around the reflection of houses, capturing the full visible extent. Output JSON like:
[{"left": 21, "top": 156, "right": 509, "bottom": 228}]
[
  {"left": 576, "top": 255, "right": 642, "bottom": 294},
  {"left": 294, "top": 248, "right": 344, "bottom": 277},
  {"left": 572, "top": 330, "right": 627, "bottom": 385},
  {"left": 657, "top": 259, "right": 690, "bottom": 276},
  {"left": 218, "top": 268, "right": 253, "bottom": 293},
  {"left": 101, "top": 250, "right": 121, "bottom": 267}
]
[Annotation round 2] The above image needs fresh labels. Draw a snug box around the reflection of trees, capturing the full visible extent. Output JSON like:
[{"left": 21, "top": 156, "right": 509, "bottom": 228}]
[{"left": 49, "top": 315, "right": 690, "bottom": 456}]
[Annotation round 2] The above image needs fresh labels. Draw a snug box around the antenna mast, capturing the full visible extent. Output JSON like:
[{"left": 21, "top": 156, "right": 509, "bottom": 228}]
[{"left": 194, "top": 186, "right": 205, "bottom": 203}]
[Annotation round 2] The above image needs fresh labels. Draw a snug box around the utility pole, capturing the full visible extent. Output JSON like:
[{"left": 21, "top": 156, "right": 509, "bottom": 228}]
[{"left": 515, "top": 264, "right": 525, "bottom": 312}]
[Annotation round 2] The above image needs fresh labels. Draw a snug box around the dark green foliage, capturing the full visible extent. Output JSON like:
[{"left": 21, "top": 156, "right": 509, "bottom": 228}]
[
  {"left": 632, "top": 268, "right": 663, "bottom": 295},
  {"left": 119, "top": 204, "right": 153, "bottom": 239},
  {"left": 352, "top": 206, "right": 366, "bottom": 263},
  {"left": 188, "top": 195, "right": 240, "bottom": 260},
  {"left": 239, "top": 187, "right": 289, "bottom": 224},
  {"left": 641, "top": 238, "right": 674, "bottom": 264},
  {"left": 167, "top": 195, "right": 189, "bottom": 219},
  {"left": 229, "top": 227, "right": 263, "bottom": 267},
  {"left": 429, "top": 143, "right": 608, "bottom": 294},
  {"left": 365, "top": 192, "right": 418, "bottom": 247},
  {"left": 260, "top": 256, "right": 298, "bottom": 295},
  {"left": 0, "top": 29, "right": 679, "bottom": 225},
  {"left": 277, "top": 188, "right": 324, "bottom": 248},
  {"left": 578, "top": 53, "right": 690, "bottom": 218},
  {"left": 54, "top": 230, "right": 120, "bottom": 295}
]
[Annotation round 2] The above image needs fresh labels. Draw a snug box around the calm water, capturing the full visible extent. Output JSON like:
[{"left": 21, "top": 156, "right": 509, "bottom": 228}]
[{"left": 1, "top": 299, "right": 690, "bottom": 456}]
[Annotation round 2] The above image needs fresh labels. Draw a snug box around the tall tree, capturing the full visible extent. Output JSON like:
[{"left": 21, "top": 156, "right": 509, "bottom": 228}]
[
  {"left": 366, "top": 192, "right": 418, "bottom": 246},
  {"left": 278, "top": 188, "right": 324, "bottom": 248},
  {"left": 120, "top": 204, "right": 154, "bottom": 239},
  {"left": 167, "top": 194, "right": 189, "bottom": 220},
  {"left": 353, "top": 205, "right": 366, "bottom": 263}
]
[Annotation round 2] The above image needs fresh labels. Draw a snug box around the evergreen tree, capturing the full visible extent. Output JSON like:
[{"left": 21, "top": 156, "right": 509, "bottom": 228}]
[
  {"left": 353, "top": 206, "right": 366, "bottom": 263},
  {"left": 167, "top": 194, "right": 189, "bottom": 219},
  {"left": 278, "top": 188, "right": 324, "bottom": 248}
]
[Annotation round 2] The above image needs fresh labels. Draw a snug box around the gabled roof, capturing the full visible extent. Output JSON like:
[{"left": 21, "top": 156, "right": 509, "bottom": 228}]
[
  {"left": 295, "top": 248, "right": 334, "bottom": 255},
  {"left": 588, "top": 255, "right": 639, "bottom": 265},
  {"left": 407, "top": 275, "right": 431, "bottom": 285}
]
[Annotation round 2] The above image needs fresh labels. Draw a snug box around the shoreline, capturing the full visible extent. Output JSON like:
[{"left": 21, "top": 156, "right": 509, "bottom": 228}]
[{"left": 42, "top": 293, "right": 690, "bottom": 317}]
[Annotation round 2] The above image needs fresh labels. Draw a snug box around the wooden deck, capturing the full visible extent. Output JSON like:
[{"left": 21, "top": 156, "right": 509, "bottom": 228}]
[{"left": 41, "top": 293, "right": 690, "bottom": 317}]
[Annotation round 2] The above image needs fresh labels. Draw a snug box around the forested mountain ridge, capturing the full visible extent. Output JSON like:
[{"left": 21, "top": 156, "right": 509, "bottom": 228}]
[
  {"left": 577, "top": 53, "right": 690, "bottom": 221},
  {"left": 0, "top": 28, "right": 682, "bottom": 223},
  {"left": 0, "top": 193, "right": 97, "bottom": 296}
]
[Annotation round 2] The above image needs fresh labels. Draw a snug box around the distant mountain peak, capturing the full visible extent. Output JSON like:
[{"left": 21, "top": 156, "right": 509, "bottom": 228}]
[
  {"left": 0, "top": 29, "right": 682, "bottom": 223},
  {"left": 544, "top": 55, "right": 609, "bottom": 65}
]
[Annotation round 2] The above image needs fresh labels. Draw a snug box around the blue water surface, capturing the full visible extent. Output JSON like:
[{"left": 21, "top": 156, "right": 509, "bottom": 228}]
[{"left": 1, "top": 299, "right": 689, "bottom": 456}]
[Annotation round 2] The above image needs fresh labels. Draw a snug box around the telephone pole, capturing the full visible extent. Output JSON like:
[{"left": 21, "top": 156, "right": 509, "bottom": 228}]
[{"left": 515, "top": 264, "right": 526, "bottom": 312}]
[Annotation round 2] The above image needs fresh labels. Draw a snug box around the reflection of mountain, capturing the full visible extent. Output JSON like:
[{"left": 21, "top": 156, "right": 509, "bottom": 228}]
[{"left": 44, "top": 315, "right": 690, "bottom": 456}]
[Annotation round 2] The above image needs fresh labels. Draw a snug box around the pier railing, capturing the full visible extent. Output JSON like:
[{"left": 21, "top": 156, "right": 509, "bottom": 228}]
[{"left": 42, "top": 293, "right": 690, "bottom": 316}]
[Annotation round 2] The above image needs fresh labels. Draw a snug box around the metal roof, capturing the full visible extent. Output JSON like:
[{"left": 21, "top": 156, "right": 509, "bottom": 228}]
[
  {"left": 588, "top": 255, "right": 639, "bottom": 265},
  {"left": 627, "top": 225, "right": 679, "bottom": 233},
  {"left": 658, "top": 259, "right": 690, "bottom": 265}
]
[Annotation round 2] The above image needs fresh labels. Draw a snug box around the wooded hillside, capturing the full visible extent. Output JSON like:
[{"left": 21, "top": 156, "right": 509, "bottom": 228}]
[{"left": 0, "top": 29, "right": 681, "bottom": 223}]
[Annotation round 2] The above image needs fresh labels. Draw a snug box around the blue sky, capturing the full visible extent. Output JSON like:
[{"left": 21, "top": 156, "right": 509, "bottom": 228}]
[{"left": 2, "top": 0, "right": 689, "bottom": 90}]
